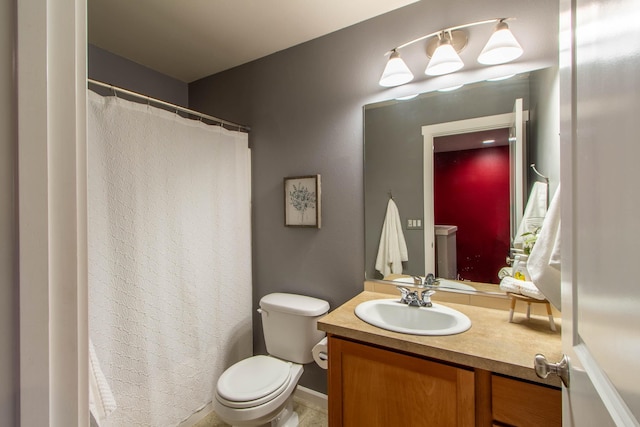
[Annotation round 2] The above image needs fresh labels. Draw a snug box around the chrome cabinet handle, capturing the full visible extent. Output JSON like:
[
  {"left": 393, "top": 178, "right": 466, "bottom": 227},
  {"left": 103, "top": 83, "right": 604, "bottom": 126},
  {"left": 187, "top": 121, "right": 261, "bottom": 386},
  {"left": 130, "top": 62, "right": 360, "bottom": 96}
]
[{"left": 534, "top": 353, "right": 570, "bottom": 387}]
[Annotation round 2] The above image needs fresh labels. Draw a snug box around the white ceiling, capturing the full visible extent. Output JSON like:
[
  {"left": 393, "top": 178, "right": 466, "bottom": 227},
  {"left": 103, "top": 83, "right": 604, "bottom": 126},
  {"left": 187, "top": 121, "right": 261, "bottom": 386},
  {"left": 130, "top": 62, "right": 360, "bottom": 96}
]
[{"left": 88, "top": 0, "right": 419, "bottom": 83}]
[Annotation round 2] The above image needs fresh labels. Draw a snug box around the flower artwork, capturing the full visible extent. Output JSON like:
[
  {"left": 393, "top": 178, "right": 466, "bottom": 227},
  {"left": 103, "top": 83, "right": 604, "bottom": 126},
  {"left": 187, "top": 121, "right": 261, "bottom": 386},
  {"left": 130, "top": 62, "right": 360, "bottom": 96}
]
[
  {"left": 284, "top": 175, "right": 321, "bottom": 228},
  {"left": 289, "top": 184, "right": 316, "bottom": 219}
]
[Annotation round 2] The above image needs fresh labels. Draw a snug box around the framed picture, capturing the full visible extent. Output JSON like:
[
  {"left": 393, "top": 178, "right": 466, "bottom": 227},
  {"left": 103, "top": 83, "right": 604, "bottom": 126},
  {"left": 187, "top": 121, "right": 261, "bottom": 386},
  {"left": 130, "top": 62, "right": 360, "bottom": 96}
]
[{"left": 284, "top": 175, "right": 321, "bottom": 228}]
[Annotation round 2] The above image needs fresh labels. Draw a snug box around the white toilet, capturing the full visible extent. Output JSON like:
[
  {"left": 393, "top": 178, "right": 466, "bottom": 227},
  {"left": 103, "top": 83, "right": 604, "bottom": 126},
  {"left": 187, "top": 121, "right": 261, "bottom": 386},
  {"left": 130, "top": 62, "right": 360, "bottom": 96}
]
[{"left": 213, "top": 293, "right": 330, "bottom": 427}]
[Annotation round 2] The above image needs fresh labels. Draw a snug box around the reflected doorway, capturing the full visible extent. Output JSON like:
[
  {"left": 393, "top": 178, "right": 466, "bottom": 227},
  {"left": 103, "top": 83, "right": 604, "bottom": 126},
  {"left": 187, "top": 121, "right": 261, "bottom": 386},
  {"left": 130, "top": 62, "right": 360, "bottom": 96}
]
[{"left": 434, "top": 128, "right": 510, "bottom": 283}]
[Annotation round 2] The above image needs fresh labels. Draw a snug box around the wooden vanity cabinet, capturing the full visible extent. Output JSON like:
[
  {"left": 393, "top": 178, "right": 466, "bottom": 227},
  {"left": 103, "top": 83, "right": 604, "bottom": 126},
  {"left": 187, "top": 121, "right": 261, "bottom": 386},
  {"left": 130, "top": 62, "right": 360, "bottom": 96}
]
[
  {"left": 327, "top": 336, "right": 561, "bottom": 427},
  {"left": 328, "top": 336, "right": 475, "bottom": 426}
]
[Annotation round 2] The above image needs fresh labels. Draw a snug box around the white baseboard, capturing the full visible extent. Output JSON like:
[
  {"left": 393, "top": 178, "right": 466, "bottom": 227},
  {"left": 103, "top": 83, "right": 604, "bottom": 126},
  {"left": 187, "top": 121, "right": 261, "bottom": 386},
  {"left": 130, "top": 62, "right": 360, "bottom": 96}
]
[{"left": 293, "top": 385, "right": 328, "bottom": 411}]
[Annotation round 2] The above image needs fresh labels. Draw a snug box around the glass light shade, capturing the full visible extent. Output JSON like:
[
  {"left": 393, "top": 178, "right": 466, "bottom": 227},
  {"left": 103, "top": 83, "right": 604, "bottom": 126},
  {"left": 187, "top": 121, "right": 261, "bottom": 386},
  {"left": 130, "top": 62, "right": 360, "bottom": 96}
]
[
  {"left": 379, "top": 50, "right": 414, "bottom": 87},
  {"left": 425, "top": 39, "right": 464, "bottom": 76},
  {"left": 477, "top": 22, "right": 523, "bottom": 65}
]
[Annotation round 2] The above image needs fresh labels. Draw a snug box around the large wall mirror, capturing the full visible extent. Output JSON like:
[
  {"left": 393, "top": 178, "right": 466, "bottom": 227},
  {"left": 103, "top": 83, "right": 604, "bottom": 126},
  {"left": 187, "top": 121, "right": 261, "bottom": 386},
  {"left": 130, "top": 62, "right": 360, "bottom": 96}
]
[{"left": 364, "top": 67, "right": 560, "bottom": 294}]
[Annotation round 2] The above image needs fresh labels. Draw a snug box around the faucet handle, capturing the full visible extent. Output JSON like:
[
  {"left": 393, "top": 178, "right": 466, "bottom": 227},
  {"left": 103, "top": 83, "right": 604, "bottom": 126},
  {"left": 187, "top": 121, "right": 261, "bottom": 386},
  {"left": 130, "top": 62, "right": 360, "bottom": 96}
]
[
  {"left": 412, "top": 275, "right": 424, "bottom": 287},
  {"left": 421, "top": 289, "right": 436, "bottom": 307},
  {"left": 396, "top": 286, "right": 411, "bottom": 304}
]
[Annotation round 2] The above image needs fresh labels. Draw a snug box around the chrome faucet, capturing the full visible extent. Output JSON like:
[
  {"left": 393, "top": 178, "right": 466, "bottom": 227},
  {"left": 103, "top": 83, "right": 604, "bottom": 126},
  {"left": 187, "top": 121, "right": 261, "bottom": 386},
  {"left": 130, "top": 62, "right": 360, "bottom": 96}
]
[
  {"left": 424, "top": 273, "right": 439, "bottom": 287},
  {"left": 396, "top": 286, "right": 436, "bottom": 308},
  {"left": 411, "top": 273, "right": 440, "bottom": 288}
]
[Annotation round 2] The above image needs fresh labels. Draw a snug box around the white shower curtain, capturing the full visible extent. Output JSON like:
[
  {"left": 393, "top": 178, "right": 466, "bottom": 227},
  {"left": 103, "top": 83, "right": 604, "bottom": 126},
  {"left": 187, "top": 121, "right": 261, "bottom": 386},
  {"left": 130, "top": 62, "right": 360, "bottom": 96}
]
[{"left": 87, "top": 90, "right": 253, "bottom": 426}]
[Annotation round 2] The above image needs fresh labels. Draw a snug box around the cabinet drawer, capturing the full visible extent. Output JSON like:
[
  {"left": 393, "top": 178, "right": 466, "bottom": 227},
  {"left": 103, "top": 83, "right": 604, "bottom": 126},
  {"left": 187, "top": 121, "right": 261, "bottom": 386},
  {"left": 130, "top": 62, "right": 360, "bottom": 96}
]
[{"left": 492, "top": 374, "right": 561, "bottom": 427}]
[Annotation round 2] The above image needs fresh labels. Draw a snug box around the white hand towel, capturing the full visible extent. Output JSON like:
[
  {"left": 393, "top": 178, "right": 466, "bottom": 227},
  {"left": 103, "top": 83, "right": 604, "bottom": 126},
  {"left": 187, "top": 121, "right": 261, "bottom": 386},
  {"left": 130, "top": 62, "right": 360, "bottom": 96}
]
[
  {"left": 375, "top": 199, "right": 409, "bottom": 277},
  {"left": 528, "top": 186, "right": 561, "bottom": 308},
  {"left": 499, "top": 276, "right": 522, "bottom": 294},
  {"left": 499, "top": 276, "right": 546, "bottom": 300},
  {"left": 519, "top": 280, "right": 547, "bottom": 300},
  {"left": 514, "top": 181, "right": 548, "bottom": 248},
  {"left": 89, "top": 340, "right": 117, "bottom": 426}
]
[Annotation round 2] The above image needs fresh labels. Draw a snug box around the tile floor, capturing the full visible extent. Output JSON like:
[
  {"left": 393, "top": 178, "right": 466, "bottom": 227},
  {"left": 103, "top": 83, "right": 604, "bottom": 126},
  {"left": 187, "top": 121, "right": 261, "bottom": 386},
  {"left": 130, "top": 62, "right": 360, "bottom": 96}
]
[{"left": 193, "top": 396, "right": 328, "bottom": 427}]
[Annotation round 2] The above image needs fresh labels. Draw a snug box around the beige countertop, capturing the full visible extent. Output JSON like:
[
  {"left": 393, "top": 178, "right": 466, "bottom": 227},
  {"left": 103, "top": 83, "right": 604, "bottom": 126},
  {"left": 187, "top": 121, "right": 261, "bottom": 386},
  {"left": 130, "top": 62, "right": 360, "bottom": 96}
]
[{"left": 318, "top": 291, "right": 562, "bottom": 387}]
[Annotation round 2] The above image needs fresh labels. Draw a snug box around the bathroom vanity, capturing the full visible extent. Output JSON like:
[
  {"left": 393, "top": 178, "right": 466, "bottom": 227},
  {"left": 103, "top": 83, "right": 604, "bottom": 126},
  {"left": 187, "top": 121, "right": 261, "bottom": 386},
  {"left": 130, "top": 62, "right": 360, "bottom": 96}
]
[{"left": 318, "top": 291, "right": 562, "bottom": 427}]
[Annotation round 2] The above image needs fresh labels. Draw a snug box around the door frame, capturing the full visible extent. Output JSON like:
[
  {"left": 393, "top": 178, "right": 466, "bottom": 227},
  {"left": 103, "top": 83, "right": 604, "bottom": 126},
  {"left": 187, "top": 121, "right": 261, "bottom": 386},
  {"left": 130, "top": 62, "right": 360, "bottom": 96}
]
[
  {"left": 421, "top": 107, "right": 527, "bottom": 275},
  {"left": 17, "top": 0, "right": 88, "bottom": 425}
]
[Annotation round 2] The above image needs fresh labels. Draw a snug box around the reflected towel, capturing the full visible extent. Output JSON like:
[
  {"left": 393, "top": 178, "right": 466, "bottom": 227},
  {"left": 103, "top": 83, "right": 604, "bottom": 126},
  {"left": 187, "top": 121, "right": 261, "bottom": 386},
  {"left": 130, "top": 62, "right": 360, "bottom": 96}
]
[
  {"left": 528, "top": 186, "right": 561, "bottom": 308},
  {"left": 375, "top": 199, "right": 408, "bottom": 277},
  {"left": 89, "top": 339, "right": 117, "bottom": 426},
  {"left": 514, "top": 181, "right": 548, "bottom": 248}
]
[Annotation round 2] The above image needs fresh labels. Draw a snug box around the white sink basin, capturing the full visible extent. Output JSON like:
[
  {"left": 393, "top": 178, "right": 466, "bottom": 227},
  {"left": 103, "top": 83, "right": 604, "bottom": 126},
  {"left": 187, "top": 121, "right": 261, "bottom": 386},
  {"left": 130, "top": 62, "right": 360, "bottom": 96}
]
[{"left": 355, "top": 299, "right": 471, "bottom": 336}]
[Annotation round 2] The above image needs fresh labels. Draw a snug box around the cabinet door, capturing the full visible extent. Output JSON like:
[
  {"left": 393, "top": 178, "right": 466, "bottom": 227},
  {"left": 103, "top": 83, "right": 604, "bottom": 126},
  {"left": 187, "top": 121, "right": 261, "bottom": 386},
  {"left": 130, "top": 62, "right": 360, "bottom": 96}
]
[
  {"left": 328, "top": 336, "right": 475, "bottom": 427},
  {"left": 492, "top": 374, "right": 561, "bottom": 427}
]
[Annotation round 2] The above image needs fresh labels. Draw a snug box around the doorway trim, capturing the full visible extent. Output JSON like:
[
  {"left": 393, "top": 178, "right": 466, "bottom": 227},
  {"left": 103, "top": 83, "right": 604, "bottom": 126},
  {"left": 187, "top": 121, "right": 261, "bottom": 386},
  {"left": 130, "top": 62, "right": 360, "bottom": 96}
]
[
  {"left": 421, "top": 110, "right": 526, "bottom": 274},
  {"left": 17, "top": 0, "right": 88, "bottom": 424}
]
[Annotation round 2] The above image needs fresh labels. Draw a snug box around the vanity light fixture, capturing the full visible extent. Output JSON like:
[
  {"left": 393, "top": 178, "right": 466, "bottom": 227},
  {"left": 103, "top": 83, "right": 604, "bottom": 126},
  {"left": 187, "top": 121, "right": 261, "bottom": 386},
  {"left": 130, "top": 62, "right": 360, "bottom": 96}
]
[
  {"left": 379, "top": 49, "right": 414, "bottom": 87},
  {"left": 379, "top": 18, "right": 523, "bottom": 87},
  {"left": 425, "top": 31, "right": 466, "bottom": 76},
  {"left": 477, "top": 20, "right": 523, "bottom": 65}
]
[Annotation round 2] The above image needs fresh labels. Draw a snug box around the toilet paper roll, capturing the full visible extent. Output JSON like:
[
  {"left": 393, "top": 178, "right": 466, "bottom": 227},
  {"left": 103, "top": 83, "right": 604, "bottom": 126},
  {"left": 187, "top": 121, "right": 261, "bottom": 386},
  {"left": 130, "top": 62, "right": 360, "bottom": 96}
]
[{"left": 312, "top": 337, "right": 328, "bottom": 369}]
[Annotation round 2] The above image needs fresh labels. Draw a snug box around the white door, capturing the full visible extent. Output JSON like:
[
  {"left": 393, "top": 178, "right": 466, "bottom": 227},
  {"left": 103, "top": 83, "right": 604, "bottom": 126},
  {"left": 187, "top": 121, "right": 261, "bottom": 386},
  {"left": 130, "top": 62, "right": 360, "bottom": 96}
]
[{"left": 557, "top": 0, "right": 640, "bottom": 424}]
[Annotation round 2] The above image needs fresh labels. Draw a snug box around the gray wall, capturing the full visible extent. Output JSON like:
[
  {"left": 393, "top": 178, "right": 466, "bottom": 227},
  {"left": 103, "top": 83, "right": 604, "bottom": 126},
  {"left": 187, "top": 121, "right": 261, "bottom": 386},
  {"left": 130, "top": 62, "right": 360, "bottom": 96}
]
[
  {"left": 529, "top": 66, "right": 560, "bottom": 200},
  {"left": 364, "top": 77, "right": 531, "bottom": 281},
  {"left": 1, "top": 0, "right": 17, "bottom": 424},
  {"left": 188, "top": 0, "right": 558, "bottom": 393},
  {"left": 88, "top": 44, "right": 188, "bottom": 106}
]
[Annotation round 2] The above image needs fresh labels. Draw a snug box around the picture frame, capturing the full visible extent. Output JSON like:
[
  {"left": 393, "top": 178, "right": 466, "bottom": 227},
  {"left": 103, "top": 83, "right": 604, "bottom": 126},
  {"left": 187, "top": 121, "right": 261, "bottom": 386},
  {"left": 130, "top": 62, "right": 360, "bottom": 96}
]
[{"left": 284, "top": 175, "right": 321, "bottom": 228}]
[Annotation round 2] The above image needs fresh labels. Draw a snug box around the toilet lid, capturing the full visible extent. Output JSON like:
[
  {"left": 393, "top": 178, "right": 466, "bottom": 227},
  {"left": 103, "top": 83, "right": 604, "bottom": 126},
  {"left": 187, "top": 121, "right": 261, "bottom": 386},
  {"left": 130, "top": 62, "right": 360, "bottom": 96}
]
[{"left": 217, "top": 355, "right": 291, "bottom": 404}]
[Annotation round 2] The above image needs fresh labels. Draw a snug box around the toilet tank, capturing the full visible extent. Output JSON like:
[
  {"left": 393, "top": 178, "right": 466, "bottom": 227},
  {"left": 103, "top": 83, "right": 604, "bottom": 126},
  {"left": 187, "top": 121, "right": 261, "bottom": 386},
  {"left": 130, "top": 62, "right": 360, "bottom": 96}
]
[{"left": 259, "top": 293, "right": 329, "bottom": 364}]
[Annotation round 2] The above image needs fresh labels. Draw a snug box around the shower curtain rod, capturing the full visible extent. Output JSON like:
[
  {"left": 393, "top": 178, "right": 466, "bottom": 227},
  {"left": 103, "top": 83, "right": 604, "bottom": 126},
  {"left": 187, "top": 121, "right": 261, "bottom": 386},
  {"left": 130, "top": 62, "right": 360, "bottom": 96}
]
[{"left": 88, "top": 78, "right": 251, "bottom": 133}]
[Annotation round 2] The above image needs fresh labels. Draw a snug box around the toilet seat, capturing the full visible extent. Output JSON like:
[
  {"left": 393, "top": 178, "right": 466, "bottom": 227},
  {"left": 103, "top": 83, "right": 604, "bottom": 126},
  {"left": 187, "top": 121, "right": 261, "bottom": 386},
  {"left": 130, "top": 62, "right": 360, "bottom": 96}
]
[{"left": 216, "top": 355, "right": 292, "bottom": 409}]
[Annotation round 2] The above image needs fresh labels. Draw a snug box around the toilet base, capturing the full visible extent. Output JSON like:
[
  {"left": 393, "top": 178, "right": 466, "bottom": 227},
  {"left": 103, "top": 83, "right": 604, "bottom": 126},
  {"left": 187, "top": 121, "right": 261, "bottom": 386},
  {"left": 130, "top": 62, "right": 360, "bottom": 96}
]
[
  {"left": 269, "top": 398, "right": 298, "bottom": 427},
  {"left": 230, "top": 396, "right": 298, "bottom": 427}
]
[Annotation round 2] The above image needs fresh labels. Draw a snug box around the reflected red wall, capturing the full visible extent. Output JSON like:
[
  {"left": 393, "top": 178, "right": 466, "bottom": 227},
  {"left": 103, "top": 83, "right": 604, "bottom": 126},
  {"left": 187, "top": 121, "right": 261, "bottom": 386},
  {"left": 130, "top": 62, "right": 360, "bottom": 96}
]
[{"left": 434, "top": 146, "right": 510, "bottom": 283}]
